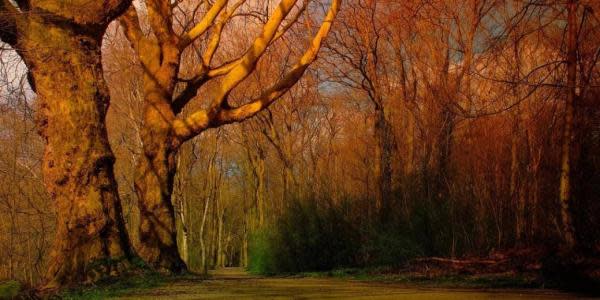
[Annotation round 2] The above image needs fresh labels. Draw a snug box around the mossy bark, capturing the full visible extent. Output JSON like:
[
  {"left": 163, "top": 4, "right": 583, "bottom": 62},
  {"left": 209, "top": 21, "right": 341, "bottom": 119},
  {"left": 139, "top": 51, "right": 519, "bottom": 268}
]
[{"left": 18, "top": 18, "right": 133, "bottom": 289}]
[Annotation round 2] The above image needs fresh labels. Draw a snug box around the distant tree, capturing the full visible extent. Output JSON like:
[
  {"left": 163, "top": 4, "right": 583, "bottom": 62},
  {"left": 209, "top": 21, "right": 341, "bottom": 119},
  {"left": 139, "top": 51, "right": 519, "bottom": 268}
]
[{"left": 558, "top": 0, "right": 579, "bottom": 250}]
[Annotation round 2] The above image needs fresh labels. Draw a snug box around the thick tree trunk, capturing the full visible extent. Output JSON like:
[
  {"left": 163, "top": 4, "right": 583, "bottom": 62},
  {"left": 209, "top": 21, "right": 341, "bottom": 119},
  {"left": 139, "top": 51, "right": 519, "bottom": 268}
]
[
  {"left": 134, "top": 125, "right": 186, "bottom": 272},
  {"left": 21, "top": 20, "right": 132, "bottom": 288},
  {"left": 130, "top": 51, "right": 187, "bottom": 270}
]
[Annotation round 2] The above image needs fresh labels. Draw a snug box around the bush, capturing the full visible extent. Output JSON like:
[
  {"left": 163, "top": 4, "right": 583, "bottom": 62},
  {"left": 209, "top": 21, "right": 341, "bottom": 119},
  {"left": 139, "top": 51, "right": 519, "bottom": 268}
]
[
  {"left": 248, "top": 200, "right": 361, "bottom": 274},
  {"left": 0, "top": 281, "right": 21, "bottom": 299},
  {"left": 247, "top": 229, "right": 279, "bottom": 274},
  {"left": 248, "top": 198, "right": 427, "bottom": 274}
]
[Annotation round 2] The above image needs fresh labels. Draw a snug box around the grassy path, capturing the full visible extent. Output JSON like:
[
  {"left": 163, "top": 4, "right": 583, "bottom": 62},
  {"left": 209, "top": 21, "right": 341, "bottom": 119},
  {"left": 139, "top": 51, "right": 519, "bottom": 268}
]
[{"left": 110, "top": 268, "right": 586, "bottom": 299}]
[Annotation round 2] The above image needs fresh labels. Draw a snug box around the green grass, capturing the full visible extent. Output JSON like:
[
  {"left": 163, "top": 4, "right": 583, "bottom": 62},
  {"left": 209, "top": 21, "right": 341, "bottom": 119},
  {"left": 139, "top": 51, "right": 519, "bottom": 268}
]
[
  {"left": 299, "top": 268, "right": 539, "bottom": 289},
  {"left": 60, "top": 272, "right": 167, "bottom": 299},
  {"left": 60, "top": 272, "right": 209, "bottom": 300},
  {"left": 397, "top": 274, "right": 539, "bottom": 289},
  {"left": 57, "top": 256, "right": 213, "bottom": 299},
  {"left": 0, "top": 280, "right": 21, "bottom": 299}
]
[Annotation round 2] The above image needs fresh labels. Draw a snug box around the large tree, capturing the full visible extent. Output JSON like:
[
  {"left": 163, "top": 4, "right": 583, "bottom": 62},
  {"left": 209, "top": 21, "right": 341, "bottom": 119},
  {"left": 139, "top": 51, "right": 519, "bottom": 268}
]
[
  {"left": 0, "top": 0, "right": 133, "bottom": 289},
  {"left": 118, "top": 0, "right": 340, "bottom": 272}
]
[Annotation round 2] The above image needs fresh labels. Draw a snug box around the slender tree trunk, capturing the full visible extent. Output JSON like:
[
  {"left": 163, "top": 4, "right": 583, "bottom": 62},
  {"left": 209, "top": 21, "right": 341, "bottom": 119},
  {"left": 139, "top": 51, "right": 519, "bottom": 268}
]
[
  {"left": 21, "top": 20, "right": 132, "bottom": 288},
  {"left": 211, "top": 207, "right": 218, "bottom": 268},
  {"left": 174, "top": 154, "right": 191, "bottom": 265},
  {"left": 510, "top": 114, "right": 523, "bottom": 242},
  {"left": 216, "top": 189, "right": 224, "bottom": 268},
  {"left": 558, "top": 0, "right": 578, "bottom": 250},
  {"left": 282, "top": 165, "right": 294, "bottom": 203},
  {"left": 405, "top": 111, "right": 415, "bottom": 175},
  {"left": 242, "top": 221, "right": 249, "bottom": 268},
  {"left": 199, "top": 191, "right": 210, "bottom": 274},
  {"left": 256, "top": 158, "right": 266, "bottom": 226},
  {"left": 375, "top": 107, "right": 393, "bottom": 223},
  {"left": 435, "top": 107, "right": 454, "bottom": 201},
  {"left": 247, "top": 146, "right": 266, "bottom": 227},
  {"left": 178, "top": 199, "right": 190, "bottom": 265}
]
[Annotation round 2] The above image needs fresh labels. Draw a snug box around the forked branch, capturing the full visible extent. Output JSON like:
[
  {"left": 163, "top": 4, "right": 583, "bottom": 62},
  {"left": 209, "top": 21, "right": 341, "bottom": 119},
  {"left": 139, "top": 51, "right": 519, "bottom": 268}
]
[{"left": 173, "top": 0, "right": 341, "bottom": 140}]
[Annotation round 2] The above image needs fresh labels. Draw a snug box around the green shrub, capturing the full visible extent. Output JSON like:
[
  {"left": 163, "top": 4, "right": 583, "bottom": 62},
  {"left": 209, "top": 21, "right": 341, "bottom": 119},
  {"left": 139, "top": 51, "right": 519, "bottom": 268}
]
[
  {"left": 248, "top": 200, "right": 361, "bottom": 274},
  {"left": 0, "top": 281, "right": 21, "bottom": 299},
  {"left": 249, "top": 198, "right": 427, "bottom": 274},
  {"left": 247, "top": 189, "right": 504, "bottom": 275},
  {"left": 248, "top": 229, "right": 279, "bottom": 274}
]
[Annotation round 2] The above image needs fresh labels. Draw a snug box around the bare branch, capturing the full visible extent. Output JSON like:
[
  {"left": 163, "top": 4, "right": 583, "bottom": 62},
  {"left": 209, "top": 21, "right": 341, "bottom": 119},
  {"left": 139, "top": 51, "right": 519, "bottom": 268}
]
[
  {"left": 171, "top": 0, "right": 246, "bottom": 114},
  {"left": 272, "top": 0, "right": 309, "bottom": 42},
  {"left": 172, "top": 0, "right": 341, "bottom": 141},
  {"left": 202, "top": 0, "right": 246, "bottom": 66},
  {"left": 205, "top": 0, "right": 299, "bottom": 112},
  {"left": 215, "top": 0, "right": 340, "bottom": 125},
  {"left": 179, "top": 0, "right": 230, "bottom": 49}
]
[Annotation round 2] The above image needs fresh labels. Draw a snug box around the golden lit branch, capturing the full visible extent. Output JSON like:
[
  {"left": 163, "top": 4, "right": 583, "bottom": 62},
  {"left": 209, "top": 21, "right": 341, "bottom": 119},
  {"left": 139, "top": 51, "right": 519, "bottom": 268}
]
[
  {"left": 207, "top": 58, "right": 242, "bottom": 78},
  {"left": 273, "top": 0, "right": 309, "bottom": 42},
  {"left": 146, "top": 0, "right": 175, "bottom": 44},
  {"left": 207, "top": 0, "right": 299, "bottom": 111},
  {"left": 173, "top": 0, "right": 341, "bottom": 140},
  {"left": 120, "top": 6, "right": 164, "bottom": 74},
  {"left": 206, "top": 0, "right": 307, "bottom": 79},
  {"left": 202, "top": 0, "right": 246, "bottom": 66},
  {"left": 215, "top": 0, "right": 340, "bottom": 125},
  {"left": 171, "top": 0, "right": 246, "bottom": 113},
  {"left": 120, "top": 6, "right": 145, "bottom": 53},
  {"left": 179, "top": 0, "right": 230, "bottom": 49}
]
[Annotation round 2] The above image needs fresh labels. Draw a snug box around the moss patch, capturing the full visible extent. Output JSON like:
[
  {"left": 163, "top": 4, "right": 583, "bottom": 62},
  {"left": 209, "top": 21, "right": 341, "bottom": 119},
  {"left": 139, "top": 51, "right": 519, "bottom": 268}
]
[
  {"left": 0, "top": 281, "right": 21, "bottom": 299},
  {"left": 59, "top": 270, "right": 208, "bottom": 300},
  {"left": 60, "top": 273, "right": 165, "bottom": 299}
]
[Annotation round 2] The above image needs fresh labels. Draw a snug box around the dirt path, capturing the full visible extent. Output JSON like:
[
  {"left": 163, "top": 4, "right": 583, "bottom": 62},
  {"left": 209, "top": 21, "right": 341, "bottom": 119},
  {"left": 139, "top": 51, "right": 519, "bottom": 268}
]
[{"left": 114, "top": 268, "right": 587, "bottom": 299}]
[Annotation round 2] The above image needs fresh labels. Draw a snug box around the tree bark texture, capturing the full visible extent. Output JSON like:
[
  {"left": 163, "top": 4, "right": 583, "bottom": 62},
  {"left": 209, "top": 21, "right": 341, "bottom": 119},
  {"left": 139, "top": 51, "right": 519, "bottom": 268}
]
[
  {"left": 17, "top": 14, "right": 133, "bottom": 288},
  {"left": 134, "top": 118, "right": 186, "bottom": 272}
]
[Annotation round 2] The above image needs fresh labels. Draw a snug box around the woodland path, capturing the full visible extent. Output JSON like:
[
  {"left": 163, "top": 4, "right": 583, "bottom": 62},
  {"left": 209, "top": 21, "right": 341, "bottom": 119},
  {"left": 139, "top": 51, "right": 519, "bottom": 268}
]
[{"left": 113, "top": 267, "right": 586, "bottom": 299}]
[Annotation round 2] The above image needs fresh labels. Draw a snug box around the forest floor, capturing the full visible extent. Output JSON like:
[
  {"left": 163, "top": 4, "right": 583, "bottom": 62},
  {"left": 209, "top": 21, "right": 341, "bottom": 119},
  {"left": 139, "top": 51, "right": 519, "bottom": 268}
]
[{"left": 59, "top": 268, "right": 591, "bottom": 299}]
